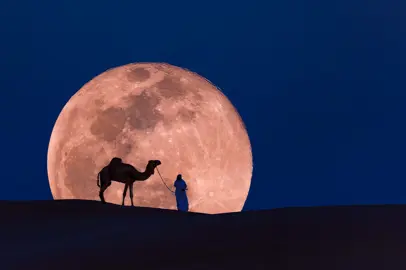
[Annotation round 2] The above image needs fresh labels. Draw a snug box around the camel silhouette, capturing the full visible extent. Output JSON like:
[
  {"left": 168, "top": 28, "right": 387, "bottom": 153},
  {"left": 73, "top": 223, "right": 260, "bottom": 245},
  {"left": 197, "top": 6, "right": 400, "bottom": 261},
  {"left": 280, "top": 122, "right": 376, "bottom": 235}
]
[{"left": 97, "top": 157, "right": 161, "bottom": 206}]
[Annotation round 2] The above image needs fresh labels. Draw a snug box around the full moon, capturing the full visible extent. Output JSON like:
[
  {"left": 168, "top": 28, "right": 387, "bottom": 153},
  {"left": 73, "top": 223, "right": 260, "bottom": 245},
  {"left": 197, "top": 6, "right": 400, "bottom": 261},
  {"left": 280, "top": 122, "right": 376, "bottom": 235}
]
[{"left": 47, "top": 63, "right": 252, "bottom": 214}]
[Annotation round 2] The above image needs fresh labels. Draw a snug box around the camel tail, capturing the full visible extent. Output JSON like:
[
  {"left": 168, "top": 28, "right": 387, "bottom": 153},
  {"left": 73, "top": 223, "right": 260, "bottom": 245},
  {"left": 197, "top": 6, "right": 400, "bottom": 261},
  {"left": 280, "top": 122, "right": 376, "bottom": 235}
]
[{"left": 97, "top": 172, "right": 100, "bottom": 187}]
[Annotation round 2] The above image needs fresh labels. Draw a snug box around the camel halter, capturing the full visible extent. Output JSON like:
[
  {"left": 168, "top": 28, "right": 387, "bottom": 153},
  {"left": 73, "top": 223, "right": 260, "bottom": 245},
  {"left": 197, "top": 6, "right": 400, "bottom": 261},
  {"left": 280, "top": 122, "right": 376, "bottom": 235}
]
[{"left": 156, "top": 167, "right": 175, "bottom": 194}]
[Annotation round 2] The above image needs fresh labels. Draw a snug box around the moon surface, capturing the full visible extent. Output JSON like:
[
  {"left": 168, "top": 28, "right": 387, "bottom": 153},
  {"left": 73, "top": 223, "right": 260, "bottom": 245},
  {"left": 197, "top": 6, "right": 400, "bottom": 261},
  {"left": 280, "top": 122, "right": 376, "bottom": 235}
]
[{"left": 47, "top": 63, "right": 252, "bottom": 214}]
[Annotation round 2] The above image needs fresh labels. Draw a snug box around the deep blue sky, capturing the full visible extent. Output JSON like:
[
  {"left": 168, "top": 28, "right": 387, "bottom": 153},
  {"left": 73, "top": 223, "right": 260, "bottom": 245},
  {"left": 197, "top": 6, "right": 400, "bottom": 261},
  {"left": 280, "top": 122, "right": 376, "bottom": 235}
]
[{"left": 0, "top": 0, "right": 405, "bottom": 210}]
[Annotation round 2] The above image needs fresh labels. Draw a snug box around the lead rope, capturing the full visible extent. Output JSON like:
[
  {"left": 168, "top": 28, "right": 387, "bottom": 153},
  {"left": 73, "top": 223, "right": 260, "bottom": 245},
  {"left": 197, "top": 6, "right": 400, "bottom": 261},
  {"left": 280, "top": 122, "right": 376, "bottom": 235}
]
[{"left": 156, "top": 167, "right": 175, "bottom": 194}]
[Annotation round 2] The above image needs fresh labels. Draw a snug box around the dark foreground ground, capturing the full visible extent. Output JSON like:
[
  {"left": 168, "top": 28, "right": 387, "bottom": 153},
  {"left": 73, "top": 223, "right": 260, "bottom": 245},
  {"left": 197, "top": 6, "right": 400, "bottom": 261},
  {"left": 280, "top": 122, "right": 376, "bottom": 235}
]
[{"left": 1, "top": 200, "right": 406, "bottom": 270}]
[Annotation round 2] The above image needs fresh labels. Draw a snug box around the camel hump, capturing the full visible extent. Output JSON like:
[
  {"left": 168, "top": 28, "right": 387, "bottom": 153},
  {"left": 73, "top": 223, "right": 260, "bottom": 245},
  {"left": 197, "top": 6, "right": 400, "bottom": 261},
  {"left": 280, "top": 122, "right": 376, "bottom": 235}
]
[
  {"left": 108, "top": 157, "right": 123, "bottom": 171},
  {"left": 109, "top": 157, "right": 122, "bottom": 166}
]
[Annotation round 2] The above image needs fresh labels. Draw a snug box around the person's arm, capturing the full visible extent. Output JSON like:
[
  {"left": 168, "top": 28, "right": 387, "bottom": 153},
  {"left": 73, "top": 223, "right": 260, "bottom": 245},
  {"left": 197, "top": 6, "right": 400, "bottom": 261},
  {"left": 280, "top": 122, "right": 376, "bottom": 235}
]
[{"left": 184, "top": 182, "right": 188, "bottom": 191}]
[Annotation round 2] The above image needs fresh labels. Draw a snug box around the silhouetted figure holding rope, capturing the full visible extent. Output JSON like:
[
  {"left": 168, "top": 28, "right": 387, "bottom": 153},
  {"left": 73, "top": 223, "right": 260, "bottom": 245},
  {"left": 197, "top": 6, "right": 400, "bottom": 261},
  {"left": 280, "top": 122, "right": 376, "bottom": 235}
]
[{"left": 174, "top": 174, "right": 189, "bottom": 212}]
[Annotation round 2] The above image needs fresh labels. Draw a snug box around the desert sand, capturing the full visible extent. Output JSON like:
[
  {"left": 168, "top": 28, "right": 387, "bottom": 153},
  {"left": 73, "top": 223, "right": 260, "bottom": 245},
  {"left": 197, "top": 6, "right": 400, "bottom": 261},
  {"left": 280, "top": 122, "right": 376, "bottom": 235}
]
[{"left": 1, "top": 200, "right": 406, "bottom": 269}]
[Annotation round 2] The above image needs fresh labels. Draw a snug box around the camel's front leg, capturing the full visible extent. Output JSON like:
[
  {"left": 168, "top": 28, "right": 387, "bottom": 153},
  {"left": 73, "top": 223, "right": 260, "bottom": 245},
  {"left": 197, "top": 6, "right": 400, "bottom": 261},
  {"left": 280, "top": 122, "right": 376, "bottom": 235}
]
[
  {"left": 129, "top": 183, "right": 134, "bottom": 207},
  {"left": 99, "top": 184, "right": 109, "bottom": 204},
  {"left": 122, "top": 183, "right": 129, "bottom": 206}
]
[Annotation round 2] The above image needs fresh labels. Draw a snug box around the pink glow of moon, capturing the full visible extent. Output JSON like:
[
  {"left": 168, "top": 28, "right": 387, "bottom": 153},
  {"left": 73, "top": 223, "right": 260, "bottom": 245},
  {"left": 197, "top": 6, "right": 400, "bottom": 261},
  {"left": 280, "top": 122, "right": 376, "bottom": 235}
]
[{"left": 47, "top": 62, "right": 253, "bottom": 214}]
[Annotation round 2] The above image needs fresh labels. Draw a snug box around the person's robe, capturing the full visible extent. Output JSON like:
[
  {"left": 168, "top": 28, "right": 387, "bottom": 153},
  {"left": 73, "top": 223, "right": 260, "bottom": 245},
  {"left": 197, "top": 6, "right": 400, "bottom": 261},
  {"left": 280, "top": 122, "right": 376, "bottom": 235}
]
[{"left": 174, "top": 179, "right": 189, "bottom": 212}]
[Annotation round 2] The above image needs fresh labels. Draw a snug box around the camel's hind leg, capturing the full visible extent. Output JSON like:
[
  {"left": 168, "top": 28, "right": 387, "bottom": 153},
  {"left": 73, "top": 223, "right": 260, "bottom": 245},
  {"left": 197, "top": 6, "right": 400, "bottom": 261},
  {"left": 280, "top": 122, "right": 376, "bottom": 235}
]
[
  {"left": 122, "top": 183, "right": 129, "bottom": 206},
  {"left": 99, "top": 182, "right": 110, "bottom": 204},
  {"left": 129, "top": 183, "right": 134, "bottom": 207}
]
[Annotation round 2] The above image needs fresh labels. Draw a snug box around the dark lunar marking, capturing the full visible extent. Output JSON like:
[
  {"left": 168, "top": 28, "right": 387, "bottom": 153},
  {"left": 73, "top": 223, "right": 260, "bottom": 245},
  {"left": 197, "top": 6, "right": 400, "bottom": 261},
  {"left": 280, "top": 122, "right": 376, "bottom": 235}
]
[
  {"left": 126, "top": 67, "right": 151, "bottom": 83},
  {"left": 126, "top": 91, "right": 164, "bottom": 130},
  {"left": 178, "top": 107, "right": 197, "bottom": 122},
  {"left": 155, "top": 76, "right": 187, "bottom": 99},
  {"left": 90, "top": 107, "right": 126, "bottom": 142},
  {"left": 64, "top": 145, "right": 97, "bottom": 199},
  {"left": 94, "top": 99, "right": 104, "bottom": 107}
]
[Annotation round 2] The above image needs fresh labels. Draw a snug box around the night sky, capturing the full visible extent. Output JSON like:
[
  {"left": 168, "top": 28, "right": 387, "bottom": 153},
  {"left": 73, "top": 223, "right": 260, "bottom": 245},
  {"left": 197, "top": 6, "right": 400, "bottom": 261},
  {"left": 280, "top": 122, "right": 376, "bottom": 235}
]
[{"left": 1, "top": 0, "right": 405, "bottom": 211}]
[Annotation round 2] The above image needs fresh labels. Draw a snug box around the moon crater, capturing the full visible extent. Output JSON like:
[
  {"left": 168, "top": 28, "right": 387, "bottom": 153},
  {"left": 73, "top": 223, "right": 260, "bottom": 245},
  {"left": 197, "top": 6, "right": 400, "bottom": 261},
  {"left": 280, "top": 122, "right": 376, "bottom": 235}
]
[
  {"left": 126, "top": 67, "right": 151, "bottom": 83},
  {"left": 155, "top": 76, "right": 188, "bottom": 99}
]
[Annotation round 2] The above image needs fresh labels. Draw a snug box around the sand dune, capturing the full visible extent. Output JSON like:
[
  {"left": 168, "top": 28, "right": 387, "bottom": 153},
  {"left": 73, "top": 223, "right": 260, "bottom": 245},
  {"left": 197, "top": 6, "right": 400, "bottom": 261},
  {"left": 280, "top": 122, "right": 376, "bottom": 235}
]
[{"left": 1, "top": 199, "right": 406, "bottom": 269}]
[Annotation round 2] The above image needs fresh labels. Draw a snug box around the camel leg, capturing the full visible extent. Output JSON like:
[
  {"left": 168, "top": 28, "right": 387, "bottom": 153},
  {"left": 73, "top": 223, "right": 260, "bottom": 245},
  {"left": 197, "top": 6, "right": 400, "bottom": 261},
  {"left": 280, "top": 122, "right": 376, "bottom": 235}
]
[
  {"left": 99, "top": 184, "right": 109, "bottom": 204},
  {"left": 129, "top": 183, "right": 134, "bottom": 207},
  {"left": 122, "top": 184, "right": 129, "bottom": 206}
]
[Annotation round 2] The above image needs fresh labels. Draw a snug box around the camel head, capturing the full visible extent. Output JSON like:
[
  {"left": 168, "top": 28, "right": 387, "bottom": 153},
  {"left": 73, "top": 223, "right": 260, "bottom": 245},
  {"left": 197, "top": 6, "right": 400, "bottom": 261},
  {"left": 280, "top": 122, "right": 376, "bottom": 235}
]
[{"left": 146, "top": 160, "right": 161, "bottom": 175}]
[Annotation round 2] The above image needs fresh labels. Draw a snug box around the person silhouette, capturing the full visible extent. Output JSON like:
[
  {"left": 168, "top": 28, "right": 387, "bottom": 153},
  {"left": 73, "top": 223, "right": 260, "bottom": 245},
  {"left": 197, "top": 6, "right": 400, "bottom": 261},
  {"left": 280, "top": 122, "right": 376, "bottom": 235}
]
[{"left": 174, "top": 174, "right": 189, "bottom": 212}]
